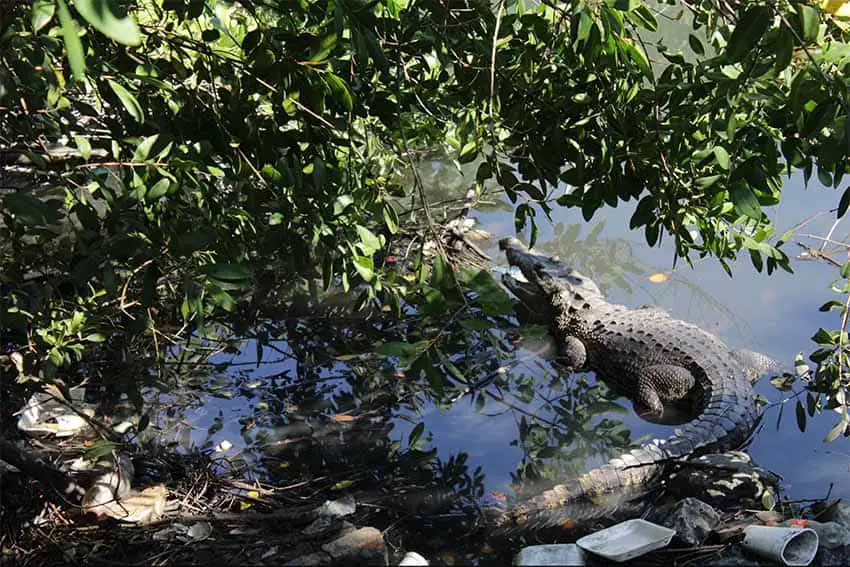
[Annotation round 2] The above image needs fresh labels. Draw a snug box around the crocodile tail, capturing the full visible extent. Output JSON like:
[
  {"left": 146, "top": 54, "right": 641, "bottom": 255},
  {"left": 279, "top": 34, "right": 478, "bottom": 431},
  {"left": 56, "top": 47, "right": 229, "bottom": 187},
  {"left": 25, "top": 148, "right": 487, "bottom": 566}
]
[{"left": 495, "top": 390, "right": 759, "bottom": 533}]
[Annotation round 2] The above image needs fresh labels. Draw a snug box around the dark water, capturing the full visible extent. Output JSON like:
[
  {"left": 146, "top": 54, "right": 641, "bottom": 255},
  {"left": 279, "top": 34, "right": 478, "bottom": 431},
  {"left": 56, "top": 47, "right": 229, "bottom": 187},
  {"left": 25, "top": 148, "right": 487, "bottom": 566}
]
[
  {"left": 148, "top": 167, "right": 850, "bottom": 538},
  {"left": 409, "top": 169, "right": 850, "bottom": 504}
]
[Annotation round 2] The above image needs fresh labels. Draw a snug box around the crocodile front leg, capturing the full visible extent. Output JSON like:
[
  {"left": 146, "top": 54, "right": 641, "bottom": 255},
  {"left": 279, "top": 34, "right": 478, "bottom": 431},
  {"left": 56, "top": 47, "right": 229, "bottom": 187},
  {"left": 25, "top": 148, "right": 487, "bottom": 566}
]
[
  {"left": 604, "top": 364, "right": 697, "bottom": 424},
  {"left": 559, "top": 335, "right": 587, "bottom": 371}
]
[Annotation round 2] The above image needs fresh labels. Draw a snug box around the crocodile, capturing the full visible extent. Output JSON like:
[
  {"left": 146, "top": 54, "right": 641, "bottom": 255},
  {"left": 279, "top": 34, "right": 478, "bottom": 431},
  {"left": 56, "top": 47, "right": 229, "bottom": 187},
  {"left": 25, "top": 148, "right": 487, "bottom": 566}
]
[{"left": 495, "top": 237, "right": 777, "bottom": 531}]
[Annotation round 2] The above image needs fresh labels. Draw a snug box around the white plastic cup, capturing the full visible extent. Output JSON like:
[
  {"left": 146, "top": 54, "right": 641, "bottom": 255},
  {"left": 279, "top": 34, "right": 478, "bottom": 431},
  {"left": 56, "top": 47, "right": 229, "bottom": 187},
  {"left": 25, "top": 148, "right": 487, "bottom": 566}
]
[{"left": 742, "top": 526, "right": 819, "bottom": 566}]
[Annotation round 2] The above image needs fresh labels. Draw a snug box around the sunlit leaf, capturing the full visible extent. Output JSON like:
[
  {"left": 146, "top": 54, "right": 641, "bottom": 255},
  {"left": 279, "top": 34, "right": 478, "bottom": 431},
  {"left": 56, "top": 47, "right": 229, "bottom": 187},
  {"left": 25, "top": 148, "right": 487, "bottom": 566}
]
[
  {"left": 57, "top": 0, "right": 85, "bottom": 81},
  {"left": 73, "top": 0, "right": 141, "bottom": 46},
  {"left": 352, "top": 255, "right": 374, "bottom": 282},
  {"left": 730, "top": 183, "right": 761, "bottom": 219},
  {"left": 108, "top": 80, "right": 144, "bottom": 122},
  {"left": 32, "top": 0, "right": 56, "bottom": 32},
  {"left": 798, "top": 5, "right": 820, "bottom": 42}
]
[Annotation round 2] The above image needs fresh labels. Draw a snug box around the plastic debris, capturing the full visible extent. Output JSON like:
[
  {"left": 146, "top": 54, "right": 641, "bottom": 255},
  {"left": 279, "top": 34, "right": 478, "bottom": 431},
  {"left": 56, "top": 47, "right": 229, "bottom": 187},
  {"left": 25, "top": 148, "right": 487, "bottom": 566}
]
[
  {"left": 514, "top": 544, "right": 586, "bottom": 566},
  {"left": 576, "top": 519, "right": 675, "bottom": 562},
  {"left": 742, "top": 526, "right": 819, "bottom": 566}
]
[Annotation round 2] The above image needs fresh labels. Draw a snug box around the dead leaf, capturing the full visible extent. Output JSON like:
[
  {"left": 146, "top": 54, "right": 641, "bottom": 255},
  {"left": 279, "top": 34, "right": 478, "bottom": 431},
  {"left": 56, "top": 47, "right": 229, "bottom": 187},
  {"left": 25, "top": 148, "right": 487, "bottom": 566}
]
[
  {"left": 755, "top": 510, "right": 783, "bottom": 523},
  {"left": 330, "top": 414, "right": 356, "bottom": 422},
  {"left": 91, "top": 485, "right": 168, "bottom": 524},
  {"left": 648, "top": 272, "right": 669, "bottom": 283},
  {"left": 489, "top": 490, "right": 507, "bottom": 502}
]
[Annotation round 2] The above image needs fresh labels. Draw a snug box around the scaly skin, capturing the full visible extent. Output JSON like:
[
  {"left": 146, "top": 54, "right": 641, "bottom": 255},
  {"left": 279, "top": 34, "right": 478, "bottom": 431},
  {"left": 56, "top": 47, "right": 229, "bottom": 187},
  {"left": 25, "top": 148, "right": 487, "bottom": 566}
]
[{"left": 495, "top": 237, "right": 767, "bottom": 532}]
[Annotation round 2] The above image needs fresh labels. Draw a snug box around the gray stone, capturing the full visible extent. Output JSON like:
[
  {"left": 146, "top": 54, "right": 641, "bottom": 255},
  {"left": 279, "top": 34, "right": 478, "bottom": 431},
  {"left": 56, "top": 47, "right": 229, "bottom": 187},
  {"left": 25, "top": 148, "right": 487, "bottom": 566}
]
[
  {"left": 321, "top": 527, "right": 387, "bottom": 565},
  {"left": 816, "top": 501, "right": 850, "bottom": 530},
  {"left": 302, "top": 514, "right": 343, "bottom": 537},
  {"left": 514, "top": 544, "right": 586, "bottom": 566},
  {"left": 700, "top": 546, "right": 764, "bottom": 566},
  {"left": 817, "top": 544, "right": 850, "bottom": 566},
  {"left": 667, "top": 452, "right": 779, "bottom": 509},
  {"left": 662, "top": 498, "right": 721, "bottom": 546},
  {"left": 284, "top": 551, "right": 331, "bottom": 566},
  {"left": 804, "top": 520, "right": 850, "bottom": 549},
  {"left": 317, "top": 494, "right": 356, "bottom": 518}
]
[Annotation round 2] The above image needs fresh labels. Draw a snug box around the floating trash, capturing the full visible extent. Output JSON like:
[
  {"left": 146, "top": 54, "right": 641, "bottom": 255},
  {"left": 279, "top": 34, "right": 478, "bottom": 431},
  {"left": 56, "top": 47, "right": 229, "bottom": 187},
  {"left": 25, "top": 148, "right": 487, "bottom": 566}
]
[
  {"left": 514, "top": 543, "right": 586, "bottom": 566},
  {"left": 742, "top": 526, "right": 819, "bottom": 566},
  {"left": 576, "top": 519, "right": 675, "bottom": 562}
]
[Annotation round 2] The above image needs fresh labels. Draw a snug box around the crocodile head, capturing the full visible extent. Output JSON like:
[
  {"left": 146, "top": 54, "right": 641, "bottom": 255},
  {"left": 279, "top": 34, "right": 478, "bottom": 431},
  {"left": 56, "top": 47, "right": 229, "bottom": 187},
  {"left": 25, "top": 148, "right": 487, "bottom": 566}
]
[{"left": 498, "top": 237, "right": 604, "bottom": 311}]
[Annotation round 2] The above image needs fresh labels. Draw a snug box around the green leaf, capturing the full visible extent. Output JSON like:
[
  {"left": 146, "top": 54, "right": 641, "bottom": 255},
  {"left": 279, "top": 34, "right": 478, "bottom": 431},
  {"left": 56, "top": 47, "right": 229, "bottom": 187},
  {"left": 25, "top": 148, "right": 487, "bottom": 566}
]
[
  {"left": 362, "top": 28, "right": 389, "bottom": 72},
  {"left": 714, "top": 146, "right": 731, "bottom": 170},
  {"left": 761, "top": 489, "right": 776, "bottom": 511},
  {"left": 812, "top": 327, "right": 836, "bottom": 345},
  {"left": 309, "top": 33, "right": 337, "bottom": 62},
  {"left": 688, "top": 34, "right": 704, "bottom": 56},
  {"left": 408, "top": 422, "right": 425, "bottom": 447},
  {"left": 725, "top": 6, "right": 771, "bottom": 63},
  {"left": 356, "top": 225, "right": 382, "bottom": 255},
  {"left": 73, "top": 0, "right": 141, "bottom": 46},
  {"left": 629, "top": 4, "right": 657, "bottom": 31},
  {"left": 463, "top": 268, "right": 513, "bottom": 316},
  {"left": 203, "top": 263, "right": 252, "bottom": 281},
  {"left": 334, "top": 194, "right": 354, "bottom": 216},
  {"left": 3, "top": 193, "right": 50, "bottom": 225},
  {"left": 795, "top": 400, "right": 806, "bottom": 432},
  {"left": 147, "top": 178, "right": 170, "bottom": 200},
  {"left": 431, "top": 253, "right": 447, "bottom": 290},
  {"left": 798, "top": 5, "right": 819, "bottom": 43},
  {"left": 730, "top": 184, "right": 761, "bottom": 219},
  {"left": 108, "top": 80, "right": 144, "bottom": 122},
  {"left": 132, "top": 134, "right": 158, "bottom": 161},
  {"left": 838, "top": 187, "right": 850, "bottom": 219},
  {"left": 697, "top": 174, "right": 722, "bottom": 189},
  {"left": 352, "top": 255, "right": 374, "bottom": 281},
  {"left": 325, "top": 72, "right": 353, "bottom": 111},
  {"left": 621, "top": 39, "right": 651, "bottom": 78},
  {"left": 73, "top": 135, "right": 91, "bottom": 159},
  {"left": 775, "top": 24, "right": 793, "bottom": 72},
  {"left": 32, "top": 0, "right": 56, "bottom": 32},
  {"left": 819, "top": 300, "right": 844, "bottom": 312},
  {"left": 459, "top": 140, "right": 478, "bottom": 163},
  {"left": 378, "top": 341, "right": 419, "bottom": 356},
  {"left": 84, "top": 333, "right": 106, "bottom": 342},
  {"left": 83, "top": 440, "right": 119, "bottom": 460},
  {"left": 57, "top": 0, "right": 86, "bottom": 81},
  {"left": 382, "top": 203, "right": 399, "bottom": 234},
  {"left": 825, "top": 420, "right": 847, "bottom": 443},
  {"left": 515, "top": 182, "right": 545, "bottom": 201}
]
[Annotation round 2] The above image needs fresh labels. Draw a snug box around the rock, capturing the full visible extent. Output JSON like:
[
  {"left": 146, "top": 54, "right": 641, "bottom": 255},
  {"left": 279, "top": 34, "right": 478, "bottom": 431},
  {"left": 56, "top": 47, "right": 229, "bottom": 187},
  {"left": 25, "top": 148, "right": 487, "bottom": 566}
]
[
  {"left": 302, "top": 514, "right": 343, "bottom": 537},
  {"left": 284, "top": 551, "right": 331, "bottom": 566},
  {"left": 662, "top": 498, "right": 721, "bottom": 546},
  {"left": 667, "top": 452, "right": 779, "bottom": 509},
  {"left": 317, "top": 494, "right": 356, "bottom": 518},
  {"left": 321, "top": 527, "right": 387, "bottom": 565},
  {"left": 817, "top": 544, "right": 850, "bottom": 566},
  {"left": 514, "top": 544, "right": 586, "bottom": 566},
  {"left": 804, "top": 520, "right": 850, "bottom": 549},
  {"left": 815, "top": 501, "right": 850, "bottom": 530},
  {"left": 699, "top": 545, "right": 762, "bottom": 566}
]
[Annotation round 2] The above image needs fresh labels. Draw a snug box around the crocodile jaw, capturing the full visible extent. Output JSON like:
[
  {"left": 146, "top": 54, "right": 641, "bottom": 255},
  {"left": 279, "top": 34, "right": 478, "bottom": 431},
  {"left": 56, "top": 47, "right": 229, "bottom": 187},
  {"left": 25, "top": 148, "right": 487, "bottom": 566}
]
[{"left": 498, "top": 237, "right": 603, "bottom": 306}]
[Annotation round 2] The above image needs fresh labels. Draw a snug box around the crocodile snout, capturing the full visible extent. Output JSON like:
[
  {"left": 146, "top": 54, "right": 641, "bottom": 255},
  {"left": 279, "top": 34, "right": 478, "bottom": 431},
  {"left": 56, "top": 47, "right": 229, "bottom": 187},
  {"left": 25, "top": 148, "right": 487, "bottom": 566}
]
[{"left": 498, "top": 236, "right": 524, "bottom": 251}]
